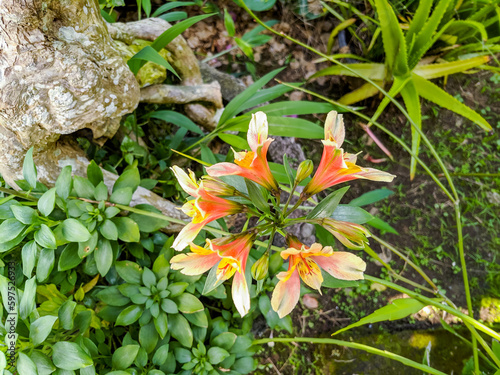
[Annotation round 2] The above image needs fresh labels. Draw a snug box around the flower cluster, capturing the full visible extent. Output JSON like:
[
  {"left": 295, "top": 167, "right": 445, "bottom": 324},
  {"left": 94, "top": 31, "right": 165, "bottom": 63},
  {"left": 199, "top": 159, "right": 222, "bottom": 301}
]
[{"left": 170, "top": 111, "right": 395, "bottom": 318}]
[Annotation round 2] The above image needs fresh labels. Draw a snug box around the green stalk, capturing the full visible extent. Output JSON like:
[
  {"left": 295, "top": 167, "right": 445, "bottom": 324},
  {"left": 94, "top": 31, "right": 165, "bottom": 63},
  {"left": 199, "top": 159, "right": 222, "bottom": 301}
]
[{"left": 252, "top": 337, "right": 447, "bottom": 375}]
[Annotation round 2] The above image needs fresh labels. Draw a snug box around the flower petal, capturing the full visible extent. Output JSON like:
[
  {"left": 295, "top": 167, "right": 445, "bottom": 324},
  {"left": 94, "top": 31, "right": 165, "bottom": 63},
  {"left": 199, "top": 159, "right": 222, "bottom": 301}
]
[
  {"left": 206, "top": 162, "right": 246, "bottom": 177},
  {"left": 171, "top": 166, "right": 199, "bottom": 197},
  {"left": 297, "top": 257, "right": 323, "bottom": 292},
  {"left": 232, "top": 271, "right": 251, "bottom": 317},
  {"left": 324, "top": 111, "right": 345, "bottom": 147},
  {"left": 312, "top": 252, "right": 366, "bottom": 280},
  {"left": 248, "top": 111, "right": 268, "bottom": 152},
  {"left": 170, "top": 251, "right": 220, "bottom": 275},
  {"left": 172, "top": 222, "right": 204, "bottom": 251},
  {"left": 271, "top": 269, "right": 301, "bottom": 318}
]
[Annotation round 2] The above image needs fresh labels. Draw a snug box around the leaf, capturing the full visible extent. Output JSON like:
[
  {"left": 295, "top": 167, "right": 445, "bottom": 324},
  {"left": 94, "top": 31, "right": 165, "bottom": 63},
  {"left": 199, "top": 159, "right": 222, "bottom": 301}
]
[
  {"left": 151, "top": 1, "right": 195, "bottom": 17},
  {"left": 413, "top": 73, "right": 491, "bottom": 131},
  {"left": 241, "top": 0, "right": 276, "bottom": 11},
  {"left": 154, "top": 312, "right": 169, "bottom": 339},
  {"left": 128, "top": 45, "right": 179, "bottom": 78},
  {"left": 311, "top": 63, "right": 386, "bottom": 80},
  {"left": 95, "top": 238, "right": 114, "bottom": 277},
  {"left": 331, "top": 205, "right": 373, "bottom": 224},
  {"left": 366, "top": 217, "right": 398, "bottom": 234},
  {"left": 20, "top": 277, "right": 37, "bottom": 320},
  {"left": 249, "top": 101, "right": 340, "bottom": 116},
  {"left": 17, "top": 352, "right": 37, "bottom": 375},
  {"left": 73, "top": 176, "right": 95, "bottom": 199},
  {"left": 23, "top": 147, "right": 37, "bottom": 189},
  {"left": 30, "top": 315, "right": 58, "bottom": 347},
  {"left": 139, "top": 322, "right": 159, "bottom": 354},
  {"left": 307, "top": 187, "right": 350, "bottom": 219},
  {"left": 97, "top": 286, "right": 130, "bottom": 306},
  {"left": 11, "top": 205, "right": 37, "bottom": 224},
  {"left": 58, "top": 243, "right": 83, "bottom": 271},
  {"left": 224, "top": 8, "right": 236, "bottom": 37},
  {"left": 211, "top": 332, "right": 237, "bottom": 351},
  {"left": 112, "top": 345, "right": 140, "bottom": 370},
  {"left": 52, "top": 341, "right": 93, "bottom": 370},
  {"left": 207, "top": 347, "right": 230, "bottom": 365},
  {"left": 168, "top": 313, "right": 193, "bottom": 347},
  {"left": 283, "top": 154, "right": 295, "bottom": 187},
  {"left": 113, "top": 167, "right": 140, "bottom": 193},
  {"left": 62, "top": 219, "right": 91, "bottom": 243},
  {"left": 100, "top": 219, "right": 118, "bottom": 240},
  {"left": 322, "top": 270, "right": 360, "bottom": 289},
  {"left": 56, "top": 166, "right": 73, "bottom": 200},
  {"left": 87, "top": 161, "right": 104, "bottom": 187},
  {"left": 115, "top": 261, "right": 143, "bottom": 284},
  {"left": 218, "top": 67, "right": 285, "bottom": 126},
  {"left": 94, "top": 181, "right": 108, "bottom": 201},
  {"left": 245, "top": 180, "right": 270, "bottom": 213},
  {"left": 129, "top": 13, "right": 215, "bottom": 74},
  {"left": 116, "top": 305, "right": 143, "bottom": 326},
  {"left": 414, "top": 56, "right": 490, "bottom": 80},
  {"left": 333, "top": 298, "right": 426, "bottom": 335},
  {"left": 36, "top": 248, "right": 55, "bottom": 282},
  {"left": 150, "top": 110, "right": 203, "bottom": 135},
  {"left": 0, "top": 218, "right": 25, "bottom": 243},
  {"left": 129, "top": 204, "right": 170, "bottom": 233},
  {"left": 109, "top": 187, "right": 133, "bottom": 205},
  {"left": 30, "top": 350, "right": 56, "bottom": 375},
  {"left": 349, "top": 189, "right": 394, "bottom": 206},
  {"left": 35, "top": 224, "right": 57, "bottom": 249},
  {"left": 184, "top": 310, "right": 208, "bottom": 328},
  {"left": 38, "top": 188, "right": 56, "bottom": 217},
  {"left": 58, "top": 300, "right": 77, "bottom": 330},
  {"left": 174, "top": 293, "right": 204, "bottom": 314},
  {"left": 22, "top": 241, "right": 38, "bottom": 277},
  {"left": 113, "top": 217, "right": 140, "bottom": 242},
  {"left": 218, "top": 133, "right": 249, "bottom": 150},
  {"left": 405, "top": 0, "right": 432, "bottom": 47},
  {"left": 400, "top": 79, "right": 421, "bottom": 179}
]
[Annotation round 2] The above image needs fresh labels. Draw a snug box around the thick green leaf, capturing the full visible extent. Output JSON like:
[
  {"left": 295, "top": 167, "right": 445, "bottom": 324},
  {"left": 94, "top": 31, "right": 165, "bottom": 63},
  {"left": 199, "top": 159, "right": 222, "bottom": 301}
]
[
  {"left": 413, "top": 73, "right": 491, "bottom": 130},
  {"left": 87, "top": 161, "right": 103, "bottom": 187},
  {"left": 0, "top": 218, "right": 25, "bottom": 243},
  {"left": 100, "top": 219, "right": 118, "bottom": 241},
  {"left": 128, "top": 45, "right": 179, "bottom": 78},
  {"left": 168, "top": 313, "right": 193, "bottom": 347},
  {"left": 112, "top": 345, "right": 140, "bottom": 370},
  {"left": 11, "top": 205, "right": 37, "bottom": 225},
  {"left": 30, "top": 350, "right": 56, "bottom": 375},
  {"left": 116, "top": 305, "right": 143, "bottom": 326},
  {"left": 218, "top": 67, "right": 285, "bottom": 126},
  {"left": 17, "top": 352, "right": 37, "bottom": 375},
  {"left": 207, "top": 347, "right": 230, "bottom": 365},
  {"left": 245, "top": 180, "right": 269, "bottom": 213},
  {"left": 52, "top": 341, "right": 93, "bottom": 370},
  {"left": 139, "top": 322, "right": 159, "bottom": 354},
  {"left": 331, "top": 205, "right": 373, "bottom": 224},
  {"left": 154, "top": 312, "right": 169, "bottom": 339},
  {"left": 113, "top": 217, "right": 140, "bottom": 242},
  {"left": 406, "top": 0, "right": 432, "bottom": 47},
  {"left": 174, "top": 347, "right": 192, "bottom": 363},
  {"left": 62, "top": 219, "right": 91, "bottom": 243},
  {"left": 322, "top": 270, "right": 360, "bottom": 288},
  {"left": 218, "top": 133, "right": 249, "bottom": 150},
  {"left": 58, "top": 300, "right": 77, "bottom": 330},
  {"left": 95, "top": 238, "right": 114, "bottom": 277},
  {"left": 30, "top": 315, "right": 58, "bottom": 346},
  {"left": 110, "top": 187, "right": 133, "bottom": 205},
  {"left": 35, "top": 224, "right": 57, "bottom": 249},
  {"left": 366, "top": 217, "right": 398, "bottom": 234},
  {"left": 150, "top": 110, "right": 203, "bottom": 135},
  {"left": 184, "top": 310, "right": 209, "bottom": 328},
  {"left": 20, "top": 277, "right": 37, "bottom": 319},
  {"left": 58, "top": 243, "right": 83, "bottom": 271},
  {"left": 211, "top": 332, "right": 237, "bottom": 351},
  {"left": 115, "top": 260, "right": 143, "bottom": 283},
  {"left": 333, "top": 298, "right": 426, "bottom": 335},
  {"left": 38, "top": 188, "right": 56, "bottom": 217},
  {"left": 414, "top": 56, "right": 490, "bottom": 80},
  {"left": 113, "top": 168, "right": 140, "bottom": 193},
  {"left": 22, "top": 241, "right": 38, "bottom": 277},
  {"left": 36, "top": 248, "right": 55, "bottom": 282},
  {"left": 175, "top": 293, "right": 204, "bottom": 314},
  {"left": 56, "top": 166, "right": 73, "bottom": 200},
  {"left": 73, "top": 176, "right": 95, "bottom": 199},
  {"left": 349, "top": 189, "right": 393, "bottom": 206},
  {"left": 97, "top": 286, "right": 130, "bottom": 306},
  {"left": 23, "top": 147, "right": 37, "bottom": 189},
  {"left": 94, "top": 181, "right": 108, "bottom": 201},
  {"left": 307, "top": 187, "right": 349, "bottom": 219}
]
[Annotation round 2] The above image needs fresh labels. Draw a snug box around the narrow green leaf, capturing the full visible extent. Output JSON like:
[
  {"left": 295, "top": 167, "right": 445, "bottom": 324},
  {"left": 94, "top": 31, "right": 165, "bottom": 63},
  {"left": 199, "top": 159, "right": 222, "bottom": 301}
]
[
  {"left": 224, "top": 8, "right": 236, "bottom": 37},
  {"left": 52, "top": 341, "right": 93, "bottom": 370},
  {"left": 333, "top": 298, "right": 426, "bottom": 335},
  {"left": 400, "top": 79, "right": 421, "bottom": 179},
  {"left": 307, "top": 186, "right": 349, "bottom": 219},
  {"left": 283, "top": 154, "right": 295, "bottom": 187},
  {"left": 322, "top": 270, "right": 360, "bottom": 288},
  {"left": 245, "top": 180, "right": 270, "bottom": 213},
  {"left": 218, "top": 133, "right": 249, "bottom": 150},
  {"left": 129, "top": 204, "right": 169, "bottom": 233},
  {"left": 23, "top": 147, "right": 37, "bottom": 189},
  {"left": 249, "top": 101, "right": 340, "bottom": 116},
  {"left": 151, "top": 1, "right": 195, "bottom": 17},
  {"left": 311, "top": 63, "right": 386, "bottom": 80},
  {"left": 413, "top": 73, "right": 491, "bottom": 130},
  {"left": 58, "top": 300, "right": 77, "bottom": 330},
  {"left": 150, "top": 110, "right": 203, "bottom": 135},
  {"left": 36, "top": 248, "right": 55, "bottom": 282},
  {"left": 349, "top": 189, "right": 393, "bottom": 206},
  {"left": 87, "top": 161, "right": 103, "bottom": 187},
  {"left": 128, "top": 45, "right": 179, "bottom": 78},
  {"left": 56, "top": 165, "right": 73, "bottom": 200},
  {"left": 331, "top": 205, "right": 373, "bottom": 224},
  {"left": 20, "top": 277, "right": 37, "bottom": 320},
  {"left": 413, "top": 56, "right": 490, "bottom": 80},
  {"left": 22, "top": 241, "right": 38, "bottom": 277}
]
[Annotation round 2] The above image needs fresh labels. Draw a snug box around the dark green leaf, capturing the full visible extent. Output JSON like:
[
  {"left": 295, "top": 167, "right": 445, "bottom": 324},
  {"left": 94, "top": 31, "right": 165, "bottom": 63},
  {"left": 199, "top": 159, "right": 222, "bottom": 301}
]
[
  {"left": 97, "top": 286, "right": 130, "bottom": 306},
  {"left": 307, "top": 187, "right": 349, "bottom": 219},
  {"left": 241, "top": 0, "right": 276, "bottom": 11},
  {"left": 184, "top": 310, "right": 208, "bottom": 328},
  {"left": 139, "top": 322, "right": 158, "bottom": 354},
  {"left": 58, "top": 300, "right": 77, "bottom": 330},
  {"left": 87, "top": 161, "right": 103, "bottom": 187},
  {"left": 23, "top": 147, "right": 37, "bottom": 189},
  {"left": 95, "top": 238, "right": 114, "bottom": 276},
  {"left": 52, "top": 341, "right": 93, "bottom": 370},
  {"left": 151, "top": 1, "right": 195, "bottom": 17},
  {"left": 245, "top": 180, "right": 269, "bottom": 213},
  {"left": 349, "top": 189, "right": 394, "bottom": 206},
  {"left": 36, "top": 248, "right": 55, "bottom": 282},
  {"left": 112, "top": 345, "right": 140, "bottom": 370},
  {"left": 150, "top": 111, "right": 203, "bottom": 135},
  {"left": 322, "top": 270, "right": 360, "bottom": 289},
  {"left": 175, "top": 293, "right": 204, "bottom": 314},
  {"left": 207, "top": 347, "right": 230, "bottom": 365},
  {"left": 116, "top": 305, "right": 143, "bottom": 326},
  {"left": 331, "top": 205, "right": 373, "bottom": 224},
  {"left": 113, "top": 168, "right": 140, "bottom": 193},
  {"left": 129, "top": 204, "right": 169, "bottom": 233},
  {"left": 174, "top": 347, "right": 192, "bottom": 363},
  {"left": 154, "top": 312, "right": 168, "bottom": 339},
  {"left": 58, "top": 243, "right": 83, "bottom": 271},
  {"left": 211, "top": 332, "right": 237, "bottom": 351},
  {"left": 113, "top": 217, "right": 140, "bottom": 242},
  {"left": 168, "top": 313, "right": 193, "bottom": 347},
  {"left": 100, "top": 219, "right": 118, "bottom": 241},
  {"left": 115, "top": 261, "right": 143, "bottom": 283}
]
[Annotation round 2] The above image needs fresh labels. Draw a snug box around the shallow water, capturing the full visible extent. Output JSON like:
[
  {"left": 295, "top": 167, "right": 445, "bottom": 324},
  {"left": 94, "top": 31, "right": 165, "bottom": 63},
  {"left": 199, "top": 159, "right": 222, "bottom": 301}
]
[{"left": 315, "top": 328, "right": 473, "bottom": 375}]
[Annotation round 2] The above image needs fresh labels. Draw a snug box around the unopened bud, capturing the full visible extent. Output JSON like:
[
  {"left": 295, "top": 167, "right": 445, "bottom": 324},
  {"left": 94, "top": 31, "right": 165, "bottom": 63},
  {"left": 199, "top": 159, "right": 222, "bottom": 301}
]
[
  {"left": 201, "top": 176, "right": 236, "bottom": 196},
  {"left": 295, "top": 160, "right": 314, "bottom": 183},
  {"left": 251, "top": 252, "right": 269, "bottom": 280}
]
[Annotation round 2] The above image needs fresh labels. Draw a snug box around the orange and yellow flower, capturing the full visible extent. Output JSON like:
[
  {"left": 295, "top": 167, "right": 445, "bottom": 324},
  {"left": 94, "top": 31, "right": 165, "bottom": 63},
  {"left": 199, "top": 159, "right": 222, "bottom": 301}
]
[
  {"left": 271, "top": 236, "right": 366, "bottom": 318},
  {"left": 302, "top": 111, "right": 395, "bottom": 198},
  {"left": 171, "top": 166, "right": 243, "bottom": 251},
  {"left": 170, "top": 232, "right": 255, "bottom": 317},
  {"left": 206, "top": 112, "right": 279, "bottom": 194}
]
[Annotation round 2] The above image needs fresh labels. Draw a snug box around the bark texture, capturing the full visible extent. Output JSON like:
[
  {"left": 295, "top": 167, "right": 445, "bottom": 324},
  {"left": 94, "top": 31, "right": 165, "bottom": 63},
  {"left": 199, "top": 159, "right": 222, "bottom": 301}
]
[{"left": 0, "top": 0, "right": 140, "bottom": 186}]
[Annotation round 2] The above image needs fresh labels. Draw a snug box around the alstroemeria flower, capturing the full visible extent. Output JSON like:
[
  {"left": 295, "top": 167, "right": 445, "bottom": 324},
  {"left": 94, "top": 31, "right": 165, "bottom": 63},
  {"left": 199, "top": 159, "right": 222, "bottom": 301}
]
[
  {"left": 171, "top": 166, "right": 244, "bottom": 251},
  {"left": 271, "top": 236, "right": 366, "bottom": 318},
  {"left": 302, "top": 111, "right": 395, "bottom": 198},
  {"left": 206, "top": 112, "right": 279, "bottom": 194},
  {"left": 317, "top": 218, "right": 371, "bottom": 250},
  {"left": 170, "top": 232, "right": 255, "bottom": 317}
]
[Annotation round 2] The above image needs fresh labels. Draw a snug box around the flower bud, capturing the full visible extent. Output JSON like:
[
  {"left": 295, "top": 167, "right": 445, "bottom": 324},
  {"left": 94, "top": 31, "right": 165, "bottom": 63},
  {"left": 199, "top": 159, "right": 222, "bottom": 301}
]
[
  {"left": 295, "top": 160, "right": 314, "bottom": 184},
  {"left": 201, "top": 176, "right": 236, "bottom": 196},
  {"left": 251, "top": 252, "right": 269, "bottom": 280}
]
